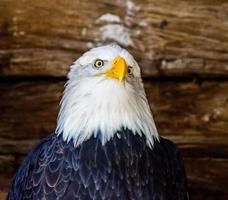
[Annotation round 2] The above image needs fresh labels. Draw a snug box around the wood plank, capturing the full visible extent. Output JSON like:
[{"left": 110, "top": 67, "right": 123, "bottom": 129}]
[
  {"left": 0, "top": 0, "right": 228, "bottom": 78},
  {"left": 0, "top": 192, "right": 7, "bottom": 200},
  {"left": 185, "top": 158, "right": 228, "bottom": 199}
]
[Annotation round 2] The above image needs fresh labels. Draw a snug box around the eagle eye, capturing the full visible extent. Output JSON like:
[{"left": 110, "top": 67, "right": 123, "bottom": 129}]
[
  {"left": 94, "top": 59, "right": 104, "bottom": 69},
  {"left": 127, "top": 66, "right": 134, "bottom": 76}
]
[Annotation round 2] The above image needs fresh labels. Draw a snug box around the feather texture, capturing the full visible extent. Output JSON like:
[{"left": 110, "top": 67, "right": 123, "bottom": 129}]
[
  {"left": 56, "top": 44, "right": 159, "bottom": 147},
  {"left": 8, "top": 130, "right": 188, "bottom": 200}
]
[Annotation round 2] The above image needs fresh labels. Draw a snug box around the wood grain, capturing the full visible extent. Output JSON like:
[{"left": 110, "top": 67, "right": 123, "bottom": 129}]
[
  {"left": 0, "top": 80, "right": 227, "bottom": 199},
  {"left": 0, "top": 0, "right": 228, "bottom": 78},
  {"left": 185, "top": 158, "right": 228, "bottom": 199}
]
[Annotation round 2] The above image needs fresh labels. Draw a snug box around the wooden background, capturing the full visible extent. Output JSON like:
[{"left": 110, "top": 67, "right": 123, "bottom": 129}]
[{"left": 0, "top": 0, "right": 228, "bottom": 199}]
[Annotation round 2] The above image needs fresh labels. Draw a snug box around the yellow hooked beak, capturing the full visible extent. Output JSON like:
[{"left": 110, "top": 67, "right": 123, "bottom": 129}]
[{"left": 105, "top": 57, "right": 127, "bottom": 82}]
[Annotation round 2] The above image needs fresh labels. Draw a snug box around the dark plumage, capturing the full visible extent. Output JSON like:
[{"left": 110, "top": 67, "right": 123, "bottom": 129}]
[{"left": 8, "top": 129, "right": 188, "bottom": 200}]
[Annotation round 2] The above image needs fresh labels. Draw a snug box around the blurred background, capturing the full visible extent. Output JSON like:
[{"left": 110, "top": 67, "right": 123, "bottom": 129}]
[{"left": 0, "top": 0, "right": 228, "bottom": 199}]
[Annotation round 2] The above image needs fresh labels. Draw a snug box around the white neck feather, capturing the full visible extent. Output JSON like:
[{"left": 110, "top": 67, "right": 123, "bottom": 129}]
[{"left": 56, "top": 76, "right": 159, "bottom": 148}]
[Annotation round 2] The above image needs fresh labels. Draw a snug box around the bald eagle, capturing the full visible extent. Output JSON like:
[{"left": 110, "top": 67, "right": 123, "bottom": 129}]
[{"left": 8, "top": 44, "right": 188, "bottom": 200}]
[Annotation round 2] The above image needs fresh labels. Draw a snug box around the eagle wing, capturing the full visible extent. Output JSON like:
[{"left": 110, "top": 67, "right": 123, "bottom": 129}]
[
  {"left": 155, "top": 138, "right": 189, "bottom": 199},
  {"left": 7, "top": 134, "right": 70, "bottom": 199},
  {"left": 7, "top": 134, "right": 88, "bottom": 199},
  {"left": 7, "top": 134, "right": 125, "bottom": 200},
  {"left": 7, "top": 133, "right": 188, "bottom": 200}
]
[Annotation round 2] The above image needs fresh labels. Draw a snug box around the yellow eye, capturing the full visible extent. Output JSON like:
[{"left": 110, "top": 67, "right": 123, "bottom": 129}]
[
  {"left": 127, "top": 66, "right": 134, "bottom": 76},
  {"left": 94, "top": 59, "right": 104, "bottom": 69}
]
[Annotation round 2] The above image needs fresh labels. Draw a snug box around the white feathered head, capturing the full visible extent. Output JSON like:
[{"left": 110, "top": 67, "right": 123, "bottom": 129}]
[{"left": 56, "top": 44, "right": 159, "bottom": 147}]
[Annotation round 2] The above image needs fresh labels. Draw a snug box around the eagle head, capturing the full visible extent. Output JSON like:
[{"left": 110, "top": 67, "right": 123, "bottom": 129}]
[{"left": 56, "top": 44, "right": 159, "bottom": 147}]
